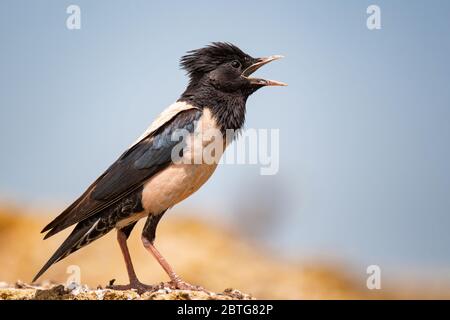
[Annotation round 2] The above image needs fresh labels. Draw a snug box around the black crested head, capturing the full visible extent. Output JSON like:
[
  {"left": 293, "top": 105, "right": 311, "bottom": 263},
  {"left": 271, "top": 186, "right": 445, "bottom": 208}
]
[
  {"left": 178, "top": 42, "right": 286, "bottom": 132},
  {"left": 180, "top": 42, "right": 249, "bottom": 81}
]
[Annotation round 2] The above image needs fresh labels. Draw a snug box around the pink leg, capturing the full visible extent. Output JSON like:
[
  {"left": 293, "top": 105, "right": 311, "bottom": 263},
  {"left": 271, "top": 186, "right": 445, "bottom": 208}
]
[
  {"left": 108, "top": 230, "right": 156, "bottom": 293},
  {"left": 141, "top": 236, "right": 204, "bottom": 291}
]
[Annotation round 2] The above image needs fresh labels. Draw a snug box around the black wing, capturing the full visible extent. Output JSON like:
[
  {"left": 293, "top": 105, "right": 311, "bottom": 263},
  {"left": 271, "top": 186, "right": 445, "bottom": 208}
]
[{"left": 42, "top": 108, "right": 202, "bottom": 238}]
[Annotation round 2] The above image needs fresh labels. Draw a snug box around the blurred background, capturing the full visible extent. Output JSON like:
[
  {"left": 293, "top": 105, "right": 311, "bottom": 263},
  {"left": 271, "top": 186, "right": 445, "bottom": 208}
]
[{"left": 1, "top": 0, "right": 450, "bottom": 299}]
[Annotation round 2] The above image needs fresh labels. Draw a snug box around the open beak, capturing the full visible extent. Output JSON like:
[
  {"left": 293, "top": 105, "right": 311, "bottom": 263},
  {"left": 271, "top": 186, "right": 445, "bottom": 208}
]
[{"left": 242, "top": 55, "right": 287, "bottom": 86}]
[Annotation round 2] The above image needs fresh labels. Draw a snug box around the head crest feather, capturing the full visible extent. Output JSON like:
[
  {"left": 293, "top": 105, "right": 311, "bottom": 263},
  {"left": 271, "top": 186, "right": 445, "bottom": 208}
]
[{"left": 180, "top": 42, "right": 249, "bottom": 78}]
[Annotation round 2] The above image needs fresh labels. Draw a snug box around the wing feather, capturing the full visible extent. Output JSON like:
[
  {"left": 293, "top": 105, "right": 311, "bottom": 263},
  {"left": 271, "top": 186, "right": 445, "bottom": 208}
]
[{"left": 42, "top": 103, "right": 201, "bottom": 238}]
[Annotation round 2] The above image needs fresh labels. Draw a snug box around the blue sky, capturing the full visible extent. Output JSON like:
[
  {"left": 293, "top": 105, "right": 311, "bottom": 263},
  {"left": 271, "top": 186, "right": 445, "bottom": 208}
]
[{"left": 1, "top": 1, "right": 450, "bottom": 276}]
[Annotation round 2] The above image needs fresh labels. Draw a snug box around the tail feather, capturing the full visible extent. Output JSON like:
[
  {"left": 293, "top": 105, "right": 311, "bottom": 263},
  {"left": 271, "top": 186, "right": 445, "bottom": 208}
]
[
  {"left": 34, "top": 190, "right": 143, "bottom": 283},
  {"left": 43, "top": 224, "right": 69, "bottom": 240},
  {"left": 33, "top": 218, "right": 103, "bottom": 283}
]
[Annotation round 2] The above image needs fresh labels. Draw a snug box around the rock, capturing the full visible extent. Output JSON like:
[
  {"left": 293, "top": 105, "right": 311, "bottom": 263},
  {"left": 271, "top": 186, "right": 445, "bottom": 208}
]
[{"left": 0, "top": 282, "right": 254, "bottom": 300}]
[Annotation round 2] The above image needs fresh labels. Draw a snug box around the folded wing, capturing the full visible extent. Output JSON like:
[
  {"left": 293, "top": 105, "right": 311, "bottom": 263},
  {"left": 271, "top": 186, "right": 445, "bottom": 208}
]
[{"left": 41, "top": 104, "right": 201, "bottom": 238}]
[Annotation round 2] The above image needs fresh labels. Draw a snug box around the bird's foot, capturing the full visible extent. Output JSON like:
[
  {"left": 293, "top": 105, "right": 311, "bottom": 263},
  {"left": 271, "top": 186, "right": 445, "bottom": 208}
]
[
  {"left": 168, "top": 279, "right": 207, "bottom": 292},
  {"left": 107, "top": 279, "right": 157, "bottom": 294}
]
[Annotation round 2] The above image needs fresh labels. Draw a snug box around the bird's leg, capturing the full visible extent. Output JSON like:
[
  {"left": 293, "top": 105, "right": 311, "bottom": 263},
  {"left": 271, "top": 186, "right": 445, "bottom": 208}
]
[
  {"left": 141, "top": 212, "right": 205, "bottom": 291},
  {"left": 141, "top": 236, "right": 179, "bottom": 283},
  {"left": 108, "top": 229, "right": 156, "bottom": 293},
  {"left": 141, "top": 236, "right": 205, "bottom": 291}
]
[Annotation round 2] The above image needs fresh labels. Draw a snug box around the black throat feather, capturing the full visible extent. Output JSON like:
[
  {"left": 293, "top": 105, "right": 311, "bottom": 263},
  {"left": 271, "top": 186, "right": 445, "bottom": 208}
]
[{"left": 178, "top": 84, "right": 247, "bottom": 134}]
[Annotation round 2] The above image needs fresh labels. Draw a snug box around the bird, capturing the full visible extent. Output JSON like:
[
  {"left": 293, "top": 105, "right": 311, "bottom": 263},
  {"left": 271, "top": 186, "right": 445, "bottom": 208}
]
[{"left": 33, "top": 42, "right": 286, "bottom": 292}]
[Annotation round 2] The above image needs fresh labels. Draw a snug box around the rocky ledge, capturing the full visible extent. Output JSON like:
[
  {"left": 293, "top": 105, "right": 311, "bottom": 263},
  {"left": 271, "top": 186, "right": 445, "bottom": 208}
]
[{"left": 0, "top": 281, "right": 254, "bottom": 300}]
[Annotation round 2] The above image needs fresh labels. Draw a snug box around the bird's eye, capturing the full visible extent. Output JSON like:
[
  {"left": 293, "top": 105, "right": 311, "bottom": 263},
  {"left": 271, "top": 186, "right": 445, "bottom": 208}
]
[{"left": 231, "top": 60, "right": 241, "bottom": 69}]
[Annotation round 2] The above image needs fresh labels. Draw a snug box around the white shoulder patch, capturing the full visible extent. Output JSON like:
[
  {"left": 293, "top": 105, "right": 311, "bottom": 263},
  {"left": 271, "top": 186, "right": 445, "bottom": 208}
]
[{"left": 130, "top": 101, "right": 200, "bottom": 148}]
